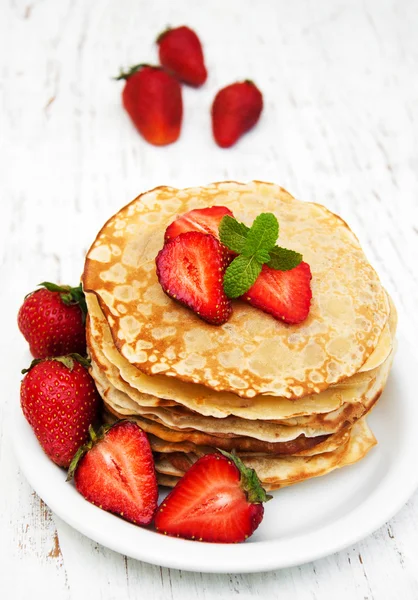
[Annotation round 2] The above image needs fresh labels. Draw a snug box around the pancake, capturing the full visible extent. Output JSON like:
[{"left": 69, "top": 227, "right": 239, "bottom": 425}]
[
  {"left": 82, "top": 181, "right": 389, "bottom": 399},
  {"left": 152, "top": 419, "right": 376, "bottom": 491},
  {"left": 157, "top": 473, "right": 182, "bottom": 488},
  {"left": 94, "top": 348, "right": 392, "bottom": 444},
  {"left": 83, "top": 181, "right": 396, "bottom": 496},
  {"left": 86, "top": 291, "right": 394, "bottom": 421},
  {"left": 233, "top": 419, "right": 376, "bottom": 487},
  {"left": 102, "top": 400, "right": 331, "bottom": 455},
  {"left": 100, "top": 340, "right": 389, "bottom": 457},
  {"left": 103, "top": 408, "right": 353, "bottom": 458}
]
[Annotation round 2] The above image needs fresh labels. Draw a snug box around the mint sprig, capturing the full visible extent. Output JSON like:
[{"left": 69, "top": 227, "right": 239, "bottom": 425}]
[
  {"left": 218, "top": 215, "right": 249, "bottom": 254},
  {"left": 241, "top": 213, "right": 278, "bottom": 258},
  {"left": 267, "top": 246, "right": 303, "bottom": 271},
  {"left": 219, "top": 213, "right": 303, "bottom": 298},
  {"left": 223, "top": 255, "right": 262, "bottom": 299}
]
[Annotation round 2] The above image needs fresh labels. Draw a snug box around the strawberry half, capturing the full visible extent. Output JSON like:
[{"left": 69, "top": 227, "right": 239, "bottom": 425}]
[
  {"left": 116, "top": 65, "right": 183, "bottom": 146},
  {"left": 211, "top": 80, "right": 263, "bottom": 148},
  {"left": 155, "top": 451, "right": 271, "bottom": 543},
  {"left": 157, "top": 26, "right": 207, "bottom": 87},
  {"left": 156, "top": 231, "right": 232, "bottom": 325},
  {"left": 164, "top": 206, "right": 233, "bottom": 243},
  {"left": 68, "top": 421, "right": 158, "bottom": 526},
  {"left": 244, "top": 262, "right": 312, "bottom": 324}
]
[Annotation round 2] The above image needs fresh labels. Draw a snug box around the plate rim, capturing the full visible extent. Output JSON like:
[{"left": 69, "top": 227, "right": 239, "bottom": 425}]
[{"left": 11, "top": 333, "right": 418, "bottom": 574}]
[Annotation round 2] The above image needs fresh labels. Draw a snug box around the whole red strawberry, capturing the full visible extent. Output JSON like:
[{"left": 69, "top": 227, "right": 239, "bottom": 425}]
[
  {"left": 68, "top": 420, "right": 158, "bottom": 526},
  {"left": 155, "top": 450, "right": 271, "bottom": 543},
  {"left": 18, "top": 282, "right": 87, "bottom": 359},
  {"left": 157, "top": 26, "right": 207, "bottom": 87},
  {"left": 116, "top": 65, "right": 183, "bottom": 145},
  {"left": 20, "top": 355, "right": 101, "bottom": 467},
  {"left": 211, "top": 80, "right": 263, "bottom": 148}
]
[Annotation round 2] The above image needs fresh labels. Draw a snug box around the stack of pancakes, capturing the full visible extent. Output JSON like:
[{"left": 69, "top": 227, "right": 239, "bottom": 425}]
[{"left": 82, "top": 181, "right": 396, "bottom": 491}]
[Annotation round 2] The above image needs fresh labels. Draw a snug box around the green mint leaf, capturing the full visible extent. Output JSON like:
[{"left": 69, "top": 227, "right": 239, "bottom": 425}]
[
  {"left": 219, "top": 215, "right": 250, "bottom": 254},
  {"left": 223, "top": 255, "right": 262, "bottom": 299},
  {"left": 219, "top": 212, "right": 304, "bottom": 296},
  {"left": 241, "top": 213, "right": 279, "bottom": 258},
  {"left": 255, "top": 248, "right": 271, "bottom": 264},
  {"left": 267, "top": 246, "right": 303, "bottom": 271}
]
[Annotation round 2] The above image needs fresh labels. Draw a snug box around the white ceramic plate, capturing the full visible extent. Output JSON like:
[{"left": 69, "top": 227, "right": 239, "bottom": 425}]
[{"left": 13, "top": 336, "right": 418, "bottom": 573}]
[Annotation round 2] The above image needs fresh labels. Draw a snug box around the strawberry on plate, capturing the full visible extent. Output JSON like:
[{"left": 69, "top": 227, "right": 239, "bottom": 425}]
[
  {"left": 116, "top": 65, "right": 183, "bottom": 146},
  {"left": 164, "top": 206, "right": 233, "bottom": 242},
  {"left": 244, "top": 262, "right": 312, "bottom": 324},
  {"left": 156, "top": 231, "right": 232, "bottom": 325},
  {"left": 155, "top": 450, "right": 271, "bottom": 543},
  {"left": 20, "top": 354, "right": 101, "bottom": 468},
  {"left": 18, "top": 282, "right": 87, "bottom": 359},
  {"left": 211, "top": 80, "right": 263, "bottom": 148},
  {"left": 68, "top": 420, "right": 158, "bottom": 526},
  {"left": 157, "top": 26, "right": 207, "bottom": 87}
]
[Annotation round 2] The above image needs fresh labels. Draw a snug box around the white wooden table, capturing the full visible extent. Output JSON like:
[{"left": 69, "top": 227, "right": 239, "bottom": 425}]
[{"left": 2, "top": 0, "right": 418, "bottom": 598}]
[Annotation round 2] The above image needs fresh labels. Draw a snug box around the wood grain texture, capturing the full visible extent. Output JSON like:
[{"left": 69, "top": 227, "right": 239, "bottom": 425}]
[{"left": 1, "top": 0, "right": 418, "bottom": 598}]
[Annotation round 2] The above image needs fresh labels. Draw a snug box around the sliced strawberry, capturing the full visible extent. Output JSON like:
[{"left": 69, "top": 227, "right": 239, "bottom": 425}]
[
  {"left": 244, "top": 262, "right": 312, "bottom": 324},
  {"left": 155, "top": 451, "right": 271, "bottom": 543},
  {"left": 164, "top": 206, "right": 233, "bottom": 242},
  {"left": 69, "top": 421, "right": 158, "bottom": 526},
  {"left": 156, "top": 231, "right": 232, "bottom": 325}
]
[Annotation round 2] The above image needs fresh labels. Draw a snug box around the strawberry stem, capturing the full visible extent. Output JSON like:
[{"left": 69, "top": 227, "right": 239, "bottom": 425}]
[
  {"left": 114, "top": 64, "right": 148, "bottom": 81},
  {"left": 21, "top": 358, "right": 44, "bottom": 374},
  {"left": 38, "top": 282, "right": 87, "bottom": 322},
  {"left": 89, "top": 425, "right": 97, "bottom": 443},
  {"left": 67, "top": 443, "right": 91, "bottom": 481},
  {"left": 67, "top": 422, "right": 113, "bottom": 481},
  {"left": 53, "top": 355, "right": 76, "bottom": 370},
  {"left": 156, "top": 26, "right": 172, "bottom": 43},
  {"left": 67, "top": 353, "right": 91, "bottom": 368},
  {"left": 21, "top": 353, "right": 90, "bottom": 375},
  {"left": 218, "top": 449, "right": 272, "bottom": 503}
]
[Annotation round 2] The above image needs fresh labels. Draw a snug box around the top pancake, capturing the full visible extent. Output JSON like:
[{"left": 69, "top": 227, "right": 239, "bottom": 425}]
[{"left": 82, "top": 181, "right": 389, "bottom": 398}]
